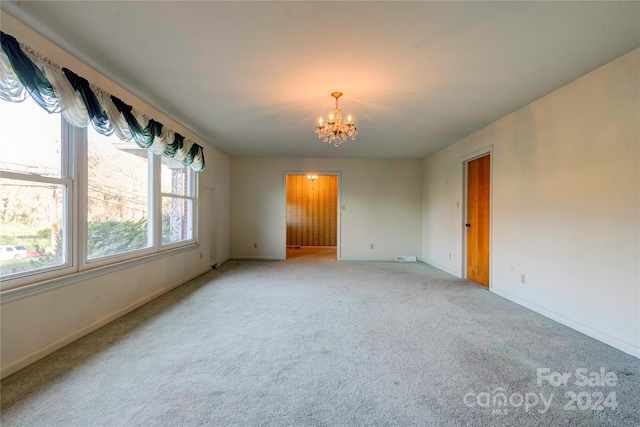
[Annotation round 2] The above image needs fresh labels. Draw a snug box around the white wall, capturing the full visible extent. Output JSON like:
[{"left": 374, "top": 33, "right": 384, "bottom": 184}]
[
  {"left": 231, "top": 158, "right": 422, "bottom": 261},
  {"left": 422, "top": 48, "right": 639, "bottom": 357},
  {"left": 0, "top": 15, "right": 231, "bottom": 378}
]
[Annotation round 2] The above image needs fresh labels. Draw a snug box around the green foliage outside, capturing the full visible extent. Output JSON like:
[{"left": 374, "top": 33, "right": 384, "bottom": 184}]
[
  {"left": 0, "top": 234, "right": 49, "bottom": 250},
  {"left": 2, "top": 219, "right": 150, "bottom": 276},
  {"left": 36, "top": 228, "right": 52, "bottom": 239},
  {"left": 161, "top": 215, "right": 176, "bottom": 244},
  {"left": 1, "top": 230, "right": 62, "bottom": 276},
  {"left": 87, "top": 218, "right": 148, "bottom": 258}
]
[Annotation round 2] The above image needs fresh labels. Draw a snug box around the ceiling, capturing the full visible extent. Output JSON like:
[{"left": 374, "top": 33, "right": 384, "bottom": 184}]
[{"left": 2, "top": 1, "right": 638, "bottom": 159}]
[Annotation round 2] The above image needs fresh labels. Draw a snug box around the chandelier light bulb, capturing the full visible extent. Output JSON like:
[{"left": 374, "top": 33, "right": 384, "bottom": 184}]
[{"left": 314, "top": 92, "right": 358, "bottom": 147}]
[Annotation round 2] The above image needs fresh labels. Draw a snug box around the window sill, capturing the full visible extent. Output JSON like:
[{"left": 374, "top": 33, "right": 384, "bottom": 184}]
[{"left": 0, "top": 243, "right": 200, "bottom": 305}]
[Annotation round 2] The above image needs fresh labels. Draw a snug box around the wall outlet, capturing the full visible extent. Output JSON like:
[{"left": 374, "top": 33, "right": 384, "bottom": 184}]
[
  {"left": 449, "top": 252, "right": 452, "bottom": 259},
  {"left": 253, "top": 243, "right": 257, "bottom": 249},
  {"left": 200, "top": 252, "right": 203, "bottom": 259},
  {"left": 521, "top": 274, "right": 526, "bottom": 285},
  {"left": 370, "top": 244, "right": 374, "bottom": 249}
]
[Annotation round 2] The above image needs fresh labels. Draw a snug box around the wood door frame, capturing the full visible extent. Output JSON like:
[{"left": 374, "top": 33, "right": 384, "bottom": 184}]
[
  {"left": 283, "top": 171, "right": 341, "bottom": 260},
  {"left": 461, "top": 146, "right": 493, "bottom": 288}
]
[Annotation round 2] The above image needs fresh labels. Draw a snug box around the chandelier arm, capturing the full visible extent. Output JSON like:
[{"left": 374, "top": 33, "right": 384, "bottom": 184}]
[{"left": 316, "top": 91, "right": 355, "bottom": 147}]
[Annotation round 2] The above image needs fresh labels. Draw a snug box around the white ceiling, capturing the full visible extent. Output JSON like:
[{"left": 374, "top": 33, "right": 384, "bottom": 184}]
[{"left": 2, "top": 1, "right": 638, "bottom": 159}]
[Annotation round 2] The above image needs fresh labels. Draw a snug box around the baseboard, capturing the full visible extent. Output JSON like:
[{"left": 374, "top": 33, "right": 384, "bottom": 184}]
[
  {"left": 211, "top": 257, "right": 229, "bottom": 268},
  {"left": 491, "top": 287, "right": 640, "bottom": 359},
  {"left": 1, "top": 267, "right": 211, "bottom": 380},
  {"left": 419, "top": 259, "right": 461, "bottom": 277},
  {"left": 230, "top": 256, "right": 283, "bottom": 260}
]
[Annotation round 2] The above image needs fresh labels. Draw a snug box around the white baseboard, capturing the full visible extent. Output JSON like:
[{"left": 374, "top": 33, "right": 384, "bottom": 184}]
[
  {"left": 230, "top": 255, "right": 283, "bottom": 260},
  {"left": 212, "top": 258, "right": 229, "bottom": 268},
  {"left": 492, "top": 287, "right": 640, "bottom": 359},
  {"left": 419, "top": 259, "right": 461, "bottom": 277},
  {"left": 1, "top": 267, "right": 211, "bottom": 380}
]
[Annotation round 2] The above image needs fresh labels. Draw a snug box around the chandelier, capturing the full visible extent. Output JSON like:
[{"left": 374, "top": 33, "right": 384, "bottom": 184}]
[{"left": 315, "top": 92, "right": 357, "bottom": 147}]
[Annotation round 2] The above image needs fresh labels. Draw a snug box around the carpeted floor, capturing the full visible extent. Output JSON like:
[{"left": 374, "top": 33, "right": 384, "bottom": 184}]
[{"left": 1, "top": 251, "right": 638, "bottom": 426}]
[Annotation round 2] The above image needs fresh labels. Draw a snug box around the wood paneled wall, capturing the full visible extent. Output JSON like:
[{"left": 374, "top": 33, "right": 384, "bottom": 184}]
[{"left": 286, "top": 175, "right": 337, "bottom": 246}]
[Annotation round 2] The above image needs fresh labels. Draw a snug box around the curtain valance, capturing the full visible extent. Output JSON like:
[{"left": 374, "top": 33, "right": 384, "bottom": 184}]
[{"left": 0, "top": 31, "right": 205, "bottom": 173}]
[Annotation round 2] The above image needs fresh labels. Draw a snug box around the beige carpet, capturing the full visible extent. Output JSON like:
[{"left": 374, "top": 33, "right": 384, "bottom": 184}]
[{"left": 1, "top": 252, "right": 638, "bottom": 426}]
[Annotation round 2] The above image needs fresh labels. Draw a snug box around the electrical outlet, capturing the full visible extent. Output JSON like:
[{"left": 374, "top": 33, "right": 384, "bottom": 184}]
[
  {"left": 521, "top": 274, "right": 526, "bottom": 285},
  {"left": 342, "top": 205, "right": 345, "bottom": 211},
  {"left": 457, "top": 201, "right": 460, "bottom": 208},
  {"left": 200, "top": 252, "right": 203, "bottom": 259},
  {"left": 449, "top": 252, "right": 452, "bottom": 259},
  {"left": 370, "top": 244, "right": 374, "bottom": 249},
  {"left": 253, "top": 243, "right": 257, "bottom": 249}
]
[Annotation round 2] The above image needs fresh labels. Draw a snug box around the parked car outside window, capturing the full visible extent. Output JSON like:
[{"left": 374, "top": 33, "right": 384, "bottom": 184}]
[{"left": 0, "top": 245, "right": 28, "bottom": 260}]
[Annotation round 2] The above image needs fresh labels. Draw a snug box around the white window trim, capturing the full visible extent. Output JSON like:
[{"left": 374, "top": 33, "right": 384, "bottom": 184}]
[
  {"left": 159, "top": 163, "right": 198, "bottom": 249},
  {"left": 0, "top": 121, "right": 76, "bottom": 289},
  {"left": 0, "top": 242, "right": 199, "bottom": 297},
  {"left": 1, "top": 117, "right": 200, "bottom": 290},
  {"left": 80, "top": 140, "right": 158, "bottom": 270}
]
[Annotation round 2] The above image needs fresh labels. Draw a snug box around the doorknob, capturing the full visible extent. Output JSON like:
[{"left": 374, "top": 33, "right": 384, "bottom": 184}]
[{"left": 465, "top": 223, "right": 471, "bottom": 228}]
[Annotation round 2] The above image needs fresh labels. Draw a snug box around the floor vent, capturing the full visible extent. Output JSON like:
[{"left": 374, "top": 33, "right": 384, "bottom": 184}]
[{"left": 396, "top": 256, "right": 417, "bottom": 262}]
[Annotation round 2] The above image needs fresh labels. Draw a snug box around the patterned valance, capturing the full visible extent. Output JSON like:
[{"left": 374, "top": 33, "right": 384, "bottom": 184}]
[{"left": 0, "top": 31, "right": 205, "bottom": 173}]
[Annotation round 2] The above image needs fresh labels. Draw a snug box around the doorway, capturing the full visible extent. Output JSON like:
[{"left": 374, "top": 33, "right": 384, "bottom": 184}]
[
  {"left": 285, "top": 174, "right": 339, "bottom": 259},
  {"left": 465, "top": 154, "right": 490, "bottom": 287}
]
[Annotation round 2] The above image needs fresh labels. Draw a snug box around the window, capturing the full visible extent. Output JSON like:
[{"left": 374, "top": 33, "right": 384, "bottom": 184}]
[
  {"left": 161, "top": 157, "right": 195, "bottom": 245},
  {"left": 0, "top": 101, "right": 198, "bottom": 289},
  {"left": 86, "top": 127, "right": 152, "bottom": 260},
  {"left": 0, "top": 100, "right": 71, "bottom": 279}
]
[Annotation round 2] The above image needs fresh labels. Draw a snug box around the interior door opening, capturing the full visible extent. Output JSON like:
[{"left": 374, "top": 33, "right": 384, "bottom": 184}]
[
  {"left": 285, "top": 174, "right": 338, "bottom": 259},
  {"left": 465, "top": 154, "right": 490, "bottom": 287}
]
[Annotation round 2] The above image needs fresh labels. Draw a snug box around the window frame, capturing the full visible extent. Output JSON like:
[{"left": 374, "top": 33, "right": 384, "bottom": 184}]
[
  {"left": 159, "top": 158, "right": 197, "bottom": 249},
  {"left": 0, "top": 119, "right": 77, "bottom": 288},
  {"left": 0, "top": 110, "right": 200, "bottom": 291},
  {"left": 79, "top": 128, "right": 157, "bottom": 270}
]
